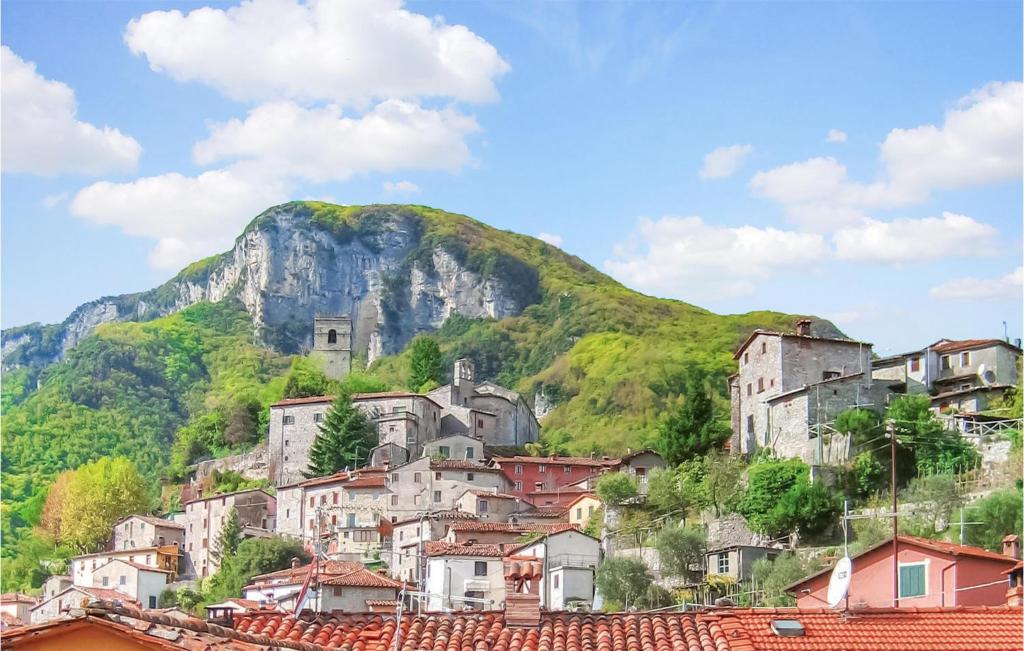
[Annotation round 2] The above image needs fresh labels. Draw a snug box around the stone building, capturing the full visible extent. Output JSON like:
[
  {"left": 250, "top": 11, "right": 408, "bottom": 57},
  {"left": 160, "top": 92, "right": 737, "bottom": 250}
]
[
  {"left": 90, "top": 559, "right": 170, "bottom": 610},
  {"left": 111, "top": 515, "right": 184, "bottom": 552},
  {"left": 311, "top": 315, "right": 352, "bottom": 380},
  {"left": 729, "top": 319, "right": 874, "bottom": 462},
  {"left": 181, "top": 488, "right": 275, "bottom": 578},
  {"left": 385, "top": 457, "right": 508, "bottom": 522},
  {"left": 352, "top": 392, "right": 444, "bottom": 461}
]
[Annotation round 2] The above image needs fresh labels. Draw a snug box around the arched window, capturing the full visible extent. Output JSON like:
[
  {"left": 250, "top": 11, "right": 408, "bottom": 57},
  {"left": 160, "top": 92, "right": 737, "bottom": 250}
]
[{"left": 327, "top": 329, "right": 337, "bottom": 344}]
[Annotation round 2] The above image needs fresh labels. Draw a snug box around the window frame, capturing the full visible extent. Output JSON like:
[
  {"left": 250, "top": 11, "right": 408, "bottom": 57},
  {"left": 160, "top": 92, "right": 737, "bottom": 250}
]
[
  {"left": 474, "top": 561, "right": 487, "bottom": 577},
  {"left": 898, "top": 561, "right": 928, "bottom": 599}
]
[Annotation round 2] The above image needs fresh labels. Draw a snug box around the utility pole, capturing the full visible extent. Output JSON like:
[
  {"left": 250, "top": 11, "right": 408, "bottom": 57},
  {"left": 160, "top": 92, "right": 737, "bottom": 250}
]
[{"left": 889, "top": 419, "right": 899, "bottom": 608}]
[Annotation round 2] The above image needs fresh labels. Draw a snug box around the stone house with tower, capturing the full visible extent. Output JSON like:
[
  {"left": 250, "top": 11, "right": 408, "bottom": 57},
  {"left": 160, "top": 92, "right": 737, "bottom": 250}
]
[{"left": 729, "top": 319, "right": 876, "bottom": 463}]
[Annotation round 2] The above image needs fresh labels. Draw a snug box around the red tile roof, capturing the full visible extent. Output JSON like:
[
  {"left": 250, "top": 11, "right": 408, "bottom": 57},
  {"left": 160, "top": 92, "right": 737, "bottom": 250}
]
[
  {"left": 270, "top": 395, "right": 334, "bottom": 407},
  {"left": 0, "top": 593, "right": 36, "bottom": 605},
  {"left": 352, "top": 391, "right": 444, "bottom": 407},
  {"left": 318, "top": 569, "right": 406, "bottom": 589},
  {"left": 250, "top": 560, "right": 363, "bottom": 584},
  {"left": 462, "top": 489, "right": 522, "bottom": 500},
  {"left": 231, "top": 611, "right": 746, "bottom": 651},
  {"left": 96, "top": 558, "right": 174, "bottom": 574},
  {"left": 430, "top": 459, "right": 502, "bottom": 472},
  {"left": 730, "top": 606, "right": 1024, "bottom": 651},
  {"left": 343, "top": 475, "right": 386, "bottom": 489},
  {"left": 931, "top": 339, "right": 1018, "bottom": 354},
  {"left": 424, "top": 541, "right": 505, "bottom": 557},
  {"left": 733, "top": 329, "right": 868, "bottom": 359},
  {"left": 491, "top": 455, "right": 621, "bottom": 467},
  {"left": 115, "top": 514, "right": 186, "bottom": 529},
  {"left": 447, "top": 520, "right": 571, "bottom": 533}
]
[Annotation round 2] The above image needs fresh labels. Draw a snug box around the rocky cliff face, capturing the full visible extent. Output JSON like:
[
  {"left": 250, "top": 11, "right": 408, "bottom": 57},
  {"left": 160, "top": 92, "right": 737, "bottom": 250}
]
[{"left": 2, "top": 203, "right": 535, "bottom": 371}]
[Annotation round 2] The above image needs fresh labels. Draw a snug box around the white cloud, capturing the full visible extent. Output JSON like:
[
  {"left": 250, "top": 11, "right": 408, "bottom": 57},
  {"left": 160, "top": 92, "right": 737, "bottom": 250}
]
[
  {"left": 124, "top": 0, "right": 509, "bottom": 106},
  {"left": 604, "top": 216, "right": 826, "bottom": 298},
  {"left": 929, "top": 267, "right": 1023, "bottom": 301},
  {"left": 751, "top": 82, "right": 1023, "bottom": 230},
  {"left": 826, "top": 129, "right": 848, "bottom": 143},
  {"left": 1, "top": 46, "right": 141, "bottom": 176},
  {"left": 537, "top": 232, "right": 563, "bottom": 247},
  {"left": 41, "top": 192, "right": 69, "bottom": 209},
  {"left": 881, "top": 81, "right": 1023, "bottom": 196},
  {"left": 833, "top": 212, "right": 997, "bottom": 264},
  {"left": 70, "top": 165, "right": 288, "bottom": 269},
  {"left": 193, "top": 100, "right": 479, "bottom": 182},
  {"left": 699, "top": 144, "right": 753, "bottom": 180},
  {"left": 383, "top": 180, "right": 421, "bottom": 194}
]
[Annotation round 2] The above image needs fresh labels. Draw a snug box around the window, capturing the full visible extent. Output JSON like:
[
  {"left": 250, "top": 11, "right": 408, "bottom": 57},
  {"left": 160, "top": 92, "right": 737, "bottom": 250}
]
[
  {"left": 588, "top": 505, "right": 595, "bottom": 516},
  {"left": 757, "top": 378, "right": 765, "bottom": 393},
  {"left": 747, "top": 384, "right": 752, "bottom": 397},
  {"left": 744, "top": 352, "right": 749, "bottom": 364},
  {"left": 439, "top": 446, "right": 451, "bottom": 458},
  {"left": 717, "top": 553, "right": 730, "bottom": 574},
  {"left": 332, "top": 586, "right": 344, "bottom": 597},
  {"left": 535, "top": 482, "right": 544, "bottom": 491},
  {"left": 564, "top": 466, "right": 572, "bottom": 474},
  {"left": 149, "top": 596, "right": 157, "bottom": 608},
  {"left": 514, "top": 464, "right": 523, "bottom": 475},
  {"left": 283, "top": 415, "right": 295, "bottom": 425},
  {"left": 331, "top": 514, "right": 337, "bottom": 525},
  {"left": 746, "top": 415, "right": 754, "bottom": 435},
  {"left": 414, "top": 472, "right": 422, "bottom": 483},
  {"left": 314, "top": 413, "right": 324, "bottom": 423},
  {"left": 474, "top": 561, "right": 487, "bottom": 577},
  {"left": 202, "top": 537, "right": 209, "bottom": 548},
  {"left": 285, "top": 509, "right": 290, "bottom": 519},
  {"left": 553, "top": 574, "right": 560, "bottom": 589},
  {"left": 285, "top": 439, "right": 290, "bottom": 447},
  {"left": 576, "top": 507, "right": 583, "bottom": 519},
  {"left": 391, "top": 473, "right": 399, "bottom": 484},
  {"left": 961, "top": 352, "right": 971, "bottom": 367},
  {"left": 467, "top": 473, "right": 475, "bottom": 481},
  {"left": 761, "top": 342, "right": 766, "bottom": 354},
  {"left": 910, "top": 357, "right": 921, "bottom": 372},
  {"left": 433, "top": 491, "right": 442, "bottom": 503},
  {"left": 320, "top": 495, "right": 327, "bottom": 505},
  {"left": 119, "top": 575, "right": 127, "bottom": 585},
  {"left": 391, "top": 495, "right": 398, "bottom": 506},
  {"left": 478, "top": 499, "right": 489, "bottom": 513},
  {"left": 822, "top": 371, "right": 840, "bottom": 381},
  {"left": 941, "top": 355, "right": 952, "bottom": 370},
  {"left": 539, "top": 465, "right": 547, "bottom": 473},
  {"left": 465, "top": 448, "right": 475, "bottom": 459},
  {"left": 514, "top": 481, "right": 522, "bottom": 491},
  {"left": 309, "top": 519, "right": 314, "bottom": 530},
  {"left": 899, "top": 563, "right": 926, "bottom": 598},
  {"left": 327, "top": 329, "right": 338, "bottom": 344},
  {"left": 435, "top": 472, "right": 442, "bottom": 480},
  {"left": 310, "top": 497, "right": 315, "bottom": 508},
  {"left": 414, "top": 495, "right": 422, "bottom": 506},
  {"left": 347, "top": 513, "right": 356, "bottom": 527},
  {"left": 333, "top": 492, "right": 339, "bottom": 505}
]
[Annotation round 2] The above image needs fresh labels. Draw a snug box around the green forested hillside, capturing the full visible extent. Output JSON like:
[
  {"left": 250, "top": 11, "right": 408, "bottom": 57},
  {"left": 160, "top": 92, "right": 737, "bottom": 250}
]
[{"left": 1, "top": 203, "right": 829, "bottom": 590}]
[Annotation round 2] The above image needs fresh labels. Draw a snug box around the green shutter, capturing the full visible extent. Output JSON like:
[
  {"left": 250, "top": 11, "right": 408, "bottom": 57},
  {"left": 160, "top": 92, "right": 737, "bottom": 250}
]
[{"left": 899, "top": 564, "right": 925, "bottom": 598}]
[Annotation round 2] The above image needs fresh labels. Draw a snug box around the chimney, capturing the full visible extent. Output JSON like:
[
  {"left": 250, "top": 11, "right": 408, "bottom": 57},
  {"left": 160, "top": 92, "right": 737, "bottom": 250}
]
[
  {"left": 290, "top": 557, "right": 301, "bottom": 569},
  {"left": 1003, "top": 534, "right": 1021, "bottom": 559},
  {"left": 504, "top": 557, "right": 542, "bottom": 627},
  {"left": 795, "top": 319, "right": 812, "bottom": 337}
]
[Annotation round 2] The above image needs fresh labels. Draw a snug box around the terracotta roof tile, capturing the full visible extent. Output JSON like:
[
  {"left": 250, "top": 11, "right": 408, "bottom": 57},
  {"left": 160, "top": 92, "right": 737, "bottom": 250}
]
[
  {"left": 318, "top": 568, "right": 406, "bottom": 589},
  {"left": 424, "top": 541, "right": 505, "bottom": 557},
  {"left": 270, "top": 395, "right": 335, "bottom": 407},
  {"left": 448, "top": 520, "right": 570, "bottom": 533},
  {"left": 931, "top": 339, "right": 1018, "bottom": 354},
  {"left": 729, "top": 606, "right": 1024, "bottom": 651},
  {"left": 0, "top": 593, "right": 36, "bottom": 604},
  {"left": 463, "top": 489, "right": 522, "bottom": 500},
  {"left": 430, "top": 459, "right": 502, "bottom": 471},
  {"left": 115, "top": 514, "right": 186, "bottom": 530}
]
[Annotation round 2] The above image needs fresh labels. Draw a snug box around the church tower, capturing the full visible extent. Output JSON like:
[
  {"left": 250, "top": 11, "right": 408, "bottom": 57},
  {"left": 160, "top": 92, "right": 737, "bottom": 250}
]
[{"left": 312, "top": 316, "right": 352, "bottom": 380}]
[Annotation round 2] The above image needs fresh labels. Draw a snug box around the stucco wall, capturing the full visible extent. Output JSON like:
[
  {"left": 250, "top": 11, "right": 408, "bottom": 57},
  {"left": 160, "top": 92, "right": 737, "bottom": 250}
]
[{"left": 424, "top": 556, "right": 504, "bottom": 610}]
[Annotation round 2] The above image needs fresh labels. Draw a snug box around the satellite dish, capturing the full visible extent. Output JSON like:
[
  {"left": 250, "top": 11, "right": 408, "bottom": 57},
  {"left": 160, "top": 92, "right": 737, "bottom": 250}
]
[
  {"left": 977, "top": 364, "right": 996, "bottom": 386},
  {"left": 826, "top": 556, "right": 852, "bottom": 608}
]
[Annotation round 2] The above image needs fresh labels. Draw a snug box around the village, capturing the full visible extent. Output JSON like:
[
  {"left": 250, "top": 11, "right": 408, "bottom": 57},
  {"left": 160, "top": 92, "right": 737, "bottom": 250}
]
[{"left": 5, "top": 317, "right": 1022, "bottom": 649}]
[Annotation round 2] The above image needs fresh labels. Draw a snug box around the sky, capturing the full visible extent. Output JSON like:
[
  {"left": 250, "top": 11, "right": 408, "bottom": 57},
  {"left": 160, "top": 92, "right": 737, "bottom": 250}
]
[{"left": 1, "top": 0, "right": 1021, "bottom": 356}]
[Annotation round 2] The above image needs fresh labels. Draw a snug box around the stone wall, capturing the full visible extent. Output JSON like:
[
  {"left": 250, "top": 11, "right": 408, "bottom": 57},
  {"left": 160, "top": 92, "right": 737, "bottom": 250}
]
[{"left": 193, "top": 446, "right": 269, "bottom": 483}]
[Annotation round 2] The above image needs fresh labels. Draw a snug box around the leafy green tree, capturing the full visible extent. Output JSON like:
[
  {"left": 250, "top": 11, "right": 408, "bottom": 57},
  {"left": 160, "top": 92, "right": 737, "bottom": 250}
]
[
  {"left": 211, "top": 507, "right": 242, "bottom": 564},
  {"left": 887, "top": 395, "right": 979, "bottom": 477},
  {"left": 847, "top": 452, "right": 886, "bottom": 499},
  {"left": 698, "top": 450, "right": 745, "bottom": 516},
  {"left": 203, "top": 536, "right": 309, "bottom": 605},
  {"left": 901, "top": 474, "right": 962, "bottom": 536},
  {"left": 595, "top": 557, "right": 653, "bottom": 610},
  {"left": 737, "top": 457, "right": 839, "bottom": 539},
  {"left": 656, "top": 525, "right": 706, "bottom": 582},
  {"left": 595, "top": 473, "right": 638, "bottom": 505},
  {"left": 657, "top": 370, "right": 728, "bottom": 465},
  {"left": 305, "top": 393, "right": 377, "bottom": 477},
  {"left": 283, "top": 357, "right": 331, "bottom": 398},
  {"left": 55, "top": 457, "right": 152, "bottom": 553},
  {"left": 408, "top": 336, "right": 444, "bottom": 392},
  {"left": 963, "top": 488, "right": 1024, "bottom": 552},
  {"left": 645, "top": 468, "right": 692, "bottom": 518},
  {"left": 750, "top": 553, "right": 823, "bottom": 606}
]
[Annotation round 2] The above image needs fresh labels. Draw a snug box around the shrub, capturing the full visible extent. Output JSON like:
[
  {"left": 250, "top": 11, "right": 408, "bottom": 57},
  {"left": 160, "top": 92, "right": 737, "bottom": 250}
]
[
  {"left": 595, "top": 557, "right": 653, "bottom": 610},
  {"left": 596, "top": 473, "right": 638, "bottom": 505}
]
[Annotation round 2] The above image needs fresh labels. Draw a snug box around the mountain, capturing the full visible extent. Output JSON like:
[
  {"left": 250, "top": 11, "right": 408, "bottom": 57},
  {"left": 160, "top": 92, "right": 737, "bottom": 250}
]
[{"left": 1, "top": 202, "right": 842, "bottom": 583}]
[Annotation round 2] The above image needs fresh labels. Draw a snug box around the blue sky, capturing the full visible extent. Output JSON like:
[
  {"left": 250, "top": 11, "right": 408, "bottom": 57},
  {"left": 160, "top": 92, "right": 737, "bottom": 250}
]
[{"left": 2, "top": 0, "right": 1021, "bottom": 355}]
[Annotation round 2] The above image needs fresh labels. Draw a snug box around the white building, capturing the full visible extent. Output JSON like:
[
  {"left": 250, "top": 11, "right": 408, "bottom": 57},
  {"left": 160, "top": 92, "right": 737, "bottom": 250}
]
[
  {"left": 507, "top": 528, "right": 601, "bottom": 610},
  {"left": 30, "top": 586, "right": 135, "bottom": 624},
  {"left": 70, "top": 546, "right": 180, "bottom": 588},
  {"left": 243, "top": 559, "right": 404, "bottom": 613},
  {"left": 91, "top": 559, "right": 170, "bottom": 610},
  {"left": 423, "top": 542, "right": 505, "bottom": 610},
  {"left": 112, "top": 515, "right": 185, "bottom": 551}
]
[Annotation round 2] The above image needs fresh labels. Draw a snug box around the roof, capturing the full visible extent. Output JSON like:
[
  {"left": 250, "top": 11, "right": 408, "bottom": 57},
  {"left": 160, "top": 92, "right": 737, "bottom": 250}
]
[
  {"left": 424, "top": 541, "right": 506, "bottom": 557},
  {"left": 430, "top": 459, "right": 502, "bottom": 472},
  {"left": 447, "top": 520, "right": 569, "bottom": 533},
  {"left": 114, "top": 514, "right": 185, "bottom": 530},
  {"left": 352, "top": 391, "right": 443, "bottom": 408},
  {"left": 734, "top": 329, "right": 868, "bottom": 360},
  {"left": 364, "top": 599, "right": 399, "bottom": 607},
  {"left": 787, "top": 535, "right": 1018, "bottom": 591},
  {"left": 460, "top": 489, "right": 522, "bottom": 500},
  {"left": 32, "top": 586, "right": 138, "bottom": 612},
  {"left": 931, "top": 338, "right": 1021, "bottom": 354},
  {"left": 729, "top": 606, "right": 1024, "bottom": 651},
  {"left": 392, "top": 509, "right": 478, "bottom": 526},
  {"left": 318, "top": 568, "right": 406, "bottom": 589},
  {"left": 767, "top": 372, "right": 867, "bottom": 403},
  {"left": 517, "top": 507, "right": 570, "bottom": 518},
  {"left": 70, "top": 545, "right": 175, "bottom": 560},
  {"left": 182, "top": 487, "right": 275, "bottom": 506},
  {"left": 490, "top": 455, "right": 621, "bottom": 467},
  {"left": 0, "top": 593, "right": 36, "bottom": 605},
  {"left": 270, "top": 395, "right": 334, "bottom": 407},
  {"left": 619, "top": 448, "right": 664, "bottom": 462},
  {"left": 5, "top": 601, "right": 322, "bottom": 650},
  {"left": 95, "top": 559, "right": 173, "bottom": 574},
  {"left": 231, "top": 611, "right": 746, "bottom": 651},
  {"left": 206, "top": 598, "right": 263, "bottom": 611},
  {"left": 250, "top": 560, "right": 362, "bottom": 584},
  {"left": 505, "top": 524, "right": 592, "bottom": 554},
  {"left": 565, "top": 493, "right": 600, "bottom": 508}
]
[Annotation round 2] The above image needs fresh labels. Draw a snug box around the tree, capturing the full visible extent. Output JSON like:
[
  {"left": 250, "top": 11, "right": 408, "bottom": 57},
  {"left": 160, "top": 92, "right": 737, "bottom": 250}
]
[
  {"left": 645, "top": 468, "right": 693, "bottom": 518},
  {"left": 737, "top": 457, "right": 839, "bottom": 539},
  {"left": 698, "top": 450, "right": 745, "bottom": 516},
  {"left": 595, "top": 473, "right": 638, "bottom": 505},
  {"left": 283, "top": 357, "right": 331, "bottom": 398},
  {"left": 408, "top": 336, "right": 444, "bottom": 392},
  {"left": 56, "top": 457, "right": 152, "bottom": 553},
  {"left": 901, "top": 474, "right": 962, "bottom": 536},
  {"left": 211, "top": 507, "right": 242, "bottom": 564},
  {"left": 203, "top": 536, "right": 309, "bottom": 605},
  {"left": 39, "top": 472, "right": 74, "bottom": 539},
  {"left": 963, "top": 488, "right": 1023, "bottom": 552},
  {"left": 595, "top": 557, "right": 653, "bottom": 610},
  {"left": 887, "top": 396, "right": 979, "bottom": 477},
  {"left": 750, "top": 553, "right": 823, "bottom": 607},
  {"left": 656, "top": 525, "right": 706, "bottom": 582},
  {"left": 656, "top": 370, "right": 728, "bottom": 465},
  {"left": 305, "top": 393, "right": 377, "bottom": 477}
]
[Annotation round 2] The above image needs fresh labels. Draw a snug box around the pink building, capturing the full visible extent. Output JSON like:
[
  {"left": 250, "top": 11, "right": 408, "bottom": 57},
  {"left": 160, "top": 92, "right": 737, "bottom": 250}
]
[{"left": 788, "top": 535, "right": 1021, "bottom": 608}]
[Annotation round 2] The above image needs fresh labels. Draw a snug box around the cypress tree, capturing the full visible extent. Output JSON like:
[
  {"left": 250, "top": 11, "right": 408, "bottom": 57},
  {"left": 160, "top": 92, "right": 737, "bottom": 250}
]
[
  {"left": 408, "top": 336, "right": 444, "bottom": 392},
  {"left": 657, "top": 370, "right": 726, "bottom": 465},
  {"left": 211, "top": 507, "right": 242, "bottom": 563},
  {"left": 305, "top": 393, "right": 377, "bottom": 477}
]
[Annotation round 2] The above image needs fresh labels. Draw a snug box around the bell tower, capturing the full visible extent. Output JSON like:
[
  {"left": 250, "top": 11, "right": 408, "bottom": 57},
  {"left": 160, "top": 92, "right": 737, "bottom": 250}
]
[{"left": 312, "top": 316, "right": 352, "bottom": 380}]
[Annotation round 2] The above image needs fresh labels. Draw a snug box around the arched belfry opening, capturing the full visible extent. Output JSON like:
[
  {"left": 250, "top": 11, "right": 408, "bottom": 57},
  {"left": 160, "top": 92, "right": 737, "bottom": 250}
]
[{"left": 327, "top": 329, "right": 338, "bottom": 344}]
